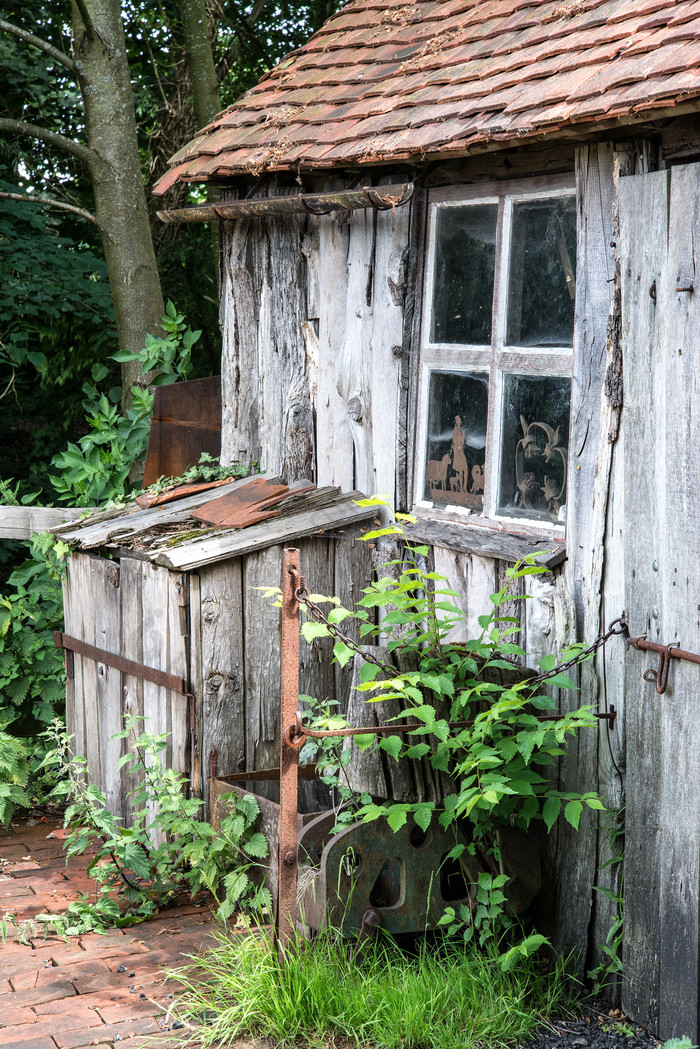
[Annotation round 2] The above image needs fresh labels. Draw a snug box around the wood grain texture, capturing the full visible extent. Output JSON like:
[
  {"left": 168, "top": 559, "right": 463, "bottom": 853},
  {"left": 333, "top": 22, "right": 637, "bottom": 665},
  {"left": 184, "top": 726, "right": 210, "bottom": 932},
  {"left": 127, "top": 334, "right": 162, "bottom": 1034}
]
[
  {"left": 120, "top": 557, "right": 145, "bottom": 819},
  {"left": 219, "top": 184, "right": 314, "bottom": 484},
  {"left": 316, "top": 179, "right": 409, "bottom": 500},
  {"left": 552, "top": 142, "right": 621, "bottom": 964},
  {"left": 197, "top": 561, "right": 246, "bottom": 818},
  {"left": 0, "top": 506, "right": 87, "bottom": 539},
  {"left": 619, "top": 165, "right": 670, "bottom": 1037}
]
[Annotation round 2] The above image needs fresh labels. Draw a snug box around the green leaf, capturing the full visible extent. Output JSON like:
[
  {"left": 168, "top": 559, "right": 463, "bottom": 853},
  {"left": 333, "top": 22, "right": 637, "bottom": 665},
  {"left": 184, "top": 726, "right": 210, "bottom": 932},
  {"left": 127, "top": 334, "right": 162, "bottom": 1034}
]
[
  {"left": 354, "top": 733, "right": 375, "bottom": 751},
  {"left": 333, "top": 641, "right": 354, "bottom": 668},
  {"left": 378, "top": 735, "right": 402, "bottom": 761},
  {"left": 301, "top": 622, "right": 330, "bottom": 642},
  {"left": 542, "top": 796, "right": 561, "bottom": 832},
  {"left": 564, "top": 800, "right": 583, "bottom": 830},
  {"left": 386, "top": 807, "right": 408, "bottom": 832}
]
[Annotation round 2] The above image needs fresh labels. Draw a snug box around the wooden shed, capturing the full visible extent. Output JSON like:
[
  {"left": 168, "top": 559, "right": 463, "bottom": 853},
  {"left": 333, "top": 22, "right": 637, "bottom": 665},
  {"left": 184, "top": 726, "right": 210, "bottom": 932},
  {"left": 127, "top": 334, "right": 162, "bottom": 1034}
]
[
  {"left": 55, "top": 479, "right": 377, "bottom": 817},
  {"left": 150, "top": 0, "right": 700, "bottom": 1038}
]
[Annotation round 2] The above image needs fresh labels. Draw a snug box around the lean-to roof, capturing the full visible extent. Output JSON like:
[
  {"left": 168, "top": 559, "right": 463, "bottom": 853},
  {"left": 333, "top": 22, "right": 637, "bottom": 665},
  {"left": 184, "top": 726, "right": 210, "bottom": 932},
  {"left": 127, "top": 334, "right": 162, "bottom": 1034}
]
[{"left": 154, "top": 0, "right": 700, "bottom": 193}]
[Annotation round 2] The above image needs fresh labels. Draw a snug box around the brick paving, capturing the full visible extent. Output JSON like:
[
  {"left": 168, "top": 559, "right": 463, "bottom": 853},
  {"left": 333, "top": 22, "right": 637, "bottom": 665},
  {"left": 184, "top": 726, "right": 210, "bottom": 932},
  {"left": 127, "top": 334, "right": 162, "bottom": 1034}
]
[{"left": 0, "top": 816, "right": 230, "bottom": 1049}]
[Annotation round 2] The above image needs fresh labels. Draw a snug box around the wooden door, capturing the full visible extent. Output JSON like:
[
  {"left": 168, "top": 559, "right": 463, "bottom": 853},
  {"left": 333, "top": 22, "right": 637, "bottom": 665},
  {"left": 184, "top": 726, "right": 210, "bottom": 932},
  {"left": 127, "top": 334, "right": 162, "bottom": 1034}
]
[{"left": 620, "top": 163, "right": 700, "bottom": 1042}]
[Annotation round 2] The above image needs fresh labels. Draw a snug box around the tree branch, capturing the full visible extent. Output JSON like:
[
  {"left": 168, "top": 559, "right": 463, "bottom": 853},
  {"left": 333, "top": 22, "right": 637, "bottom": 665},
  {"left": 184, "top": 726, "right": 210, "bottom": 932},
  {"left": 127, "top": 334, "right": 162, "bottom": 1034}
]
[
  {"left": 0, "top": 18, "right": 77, "bottom": 74},
  {"left": 0, "top": 118, "right": 95, "bottom": 165},
  {"left": 0, "top": 190, "right": 96, "bottom": 223},
  {"left": 72, "top": 0, "right": 97, "bottom": 42}
]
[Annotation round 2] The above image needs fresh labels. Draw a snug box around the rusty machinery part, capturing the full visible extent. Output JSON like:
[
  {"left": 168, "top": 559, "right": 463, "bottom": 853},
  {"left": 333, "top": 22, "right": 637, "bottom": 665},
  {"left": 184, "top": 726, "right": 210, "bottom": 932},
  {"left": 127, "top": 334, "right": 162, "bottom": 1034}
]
[
  {"left": 285, "top": 706, "right": 618, "bottom": 751},
  {"left": 627, "top": 634, "right": 700, "bottom": 695},
  {"left": 277, "top": 548, "right": 302, "bottom": 957},
  {"left": 296, "top": 810, "right": 541, "bottom": 937}
]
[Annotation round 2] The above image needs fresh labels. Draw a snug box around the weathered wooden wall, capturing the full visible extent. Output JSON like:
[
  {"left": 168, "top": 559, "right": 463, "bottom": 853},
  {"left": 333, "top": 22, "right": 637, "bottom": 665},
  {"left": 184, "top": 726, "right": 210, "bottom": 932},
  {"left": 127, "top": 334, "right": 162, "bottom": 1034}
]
[
  {"left": 64, "top": 554, "right": 190, "bottom": 824},
  {"left": 619, "top": 162, "right": 700, "bottom": 1043}
]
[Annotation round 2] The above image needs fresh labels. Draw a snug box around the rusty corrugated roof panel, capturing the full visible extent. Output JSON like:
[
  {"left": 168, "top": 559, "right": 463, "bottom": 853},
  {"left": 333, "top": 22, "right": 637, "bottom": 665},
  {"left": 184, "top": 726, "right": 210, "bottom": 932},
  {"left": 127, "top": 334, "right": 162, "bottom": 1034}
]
[{"left": 153, "top": 0, "right": 700, "bottom": 192}]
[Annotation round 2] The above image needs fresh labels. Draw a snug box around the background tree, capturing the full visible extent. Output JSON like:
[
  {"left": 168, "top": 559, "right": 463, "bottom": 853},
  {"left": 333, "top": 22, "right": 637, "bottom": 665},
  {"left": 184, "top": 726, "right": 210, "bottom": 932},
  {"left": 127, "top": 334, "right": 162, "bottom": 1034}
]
[{"left": 0, "top": 0, "right": 343, "bottom": 500}]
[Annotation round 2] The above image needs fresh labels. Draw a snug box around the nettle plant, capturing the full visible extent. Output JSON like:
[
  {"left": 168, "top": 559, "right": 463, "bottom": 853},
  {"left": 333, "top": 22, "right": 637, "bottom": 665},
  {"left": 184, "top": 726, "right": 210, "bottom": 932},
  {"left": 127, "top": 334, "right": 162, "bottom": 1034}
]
[
  {"left": 22, "top": 717, "right": 271, "bottom": 935},
  {"left": 294, "top": 497, "right": 604, "bottom": 945}
]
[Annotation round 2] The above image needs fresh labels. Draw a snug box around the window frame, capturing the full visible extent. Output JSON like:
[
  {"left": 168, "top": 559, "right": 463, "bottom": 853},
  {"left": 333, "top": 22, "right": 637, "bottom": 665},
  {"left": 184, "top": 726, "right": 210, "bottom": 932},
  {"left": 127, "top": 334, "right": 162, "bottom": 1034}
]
[{"left": 413, "top": 173, "right": 576, "bottom": 541}]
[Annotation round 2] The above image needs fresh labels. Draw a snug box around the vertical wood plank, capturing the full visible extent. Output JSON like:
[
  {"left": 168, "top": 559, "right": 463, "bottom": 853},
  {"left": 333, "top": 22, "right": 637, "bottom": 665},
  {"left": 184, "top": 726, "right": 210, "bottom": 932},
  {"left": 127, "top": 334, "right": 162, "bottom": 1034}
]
[
  {"left": 62, "top": 555, "right": 84, "bottom": 760},
  {"left": 655, "top": 161, "right": 700, "bottom": 1043},
  {"left": 220, "top": 183, "right": 314, "bottom": 484},
  {"left": 120, "top": 557, "right": 145, "bottom": 823},
  {"left": 198, "top": 561, "right": 246, "bottom": 816},
  {"left": 242, "top": 547, "right": 283, "bottom": 800},
  {"left": 89, "top": 557, "right": 123, "bottom": 820},
  {"left": 619, "top": 165, "right": 670, "bottom": 1034},
  {"left": 555, "top": 142, "right": 625, "bottom": 964}
]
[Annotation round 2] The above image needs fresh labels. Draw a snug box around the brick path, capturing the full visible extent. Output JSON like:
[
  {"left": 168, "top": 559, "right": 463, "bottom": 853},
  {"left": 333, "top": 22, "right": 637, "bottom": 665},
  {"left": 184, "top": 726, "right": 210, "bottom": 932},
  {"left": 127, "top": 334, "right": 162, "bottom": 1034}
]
[{"left": 0, "top": 816, "right": 225, "bottom": 1049}]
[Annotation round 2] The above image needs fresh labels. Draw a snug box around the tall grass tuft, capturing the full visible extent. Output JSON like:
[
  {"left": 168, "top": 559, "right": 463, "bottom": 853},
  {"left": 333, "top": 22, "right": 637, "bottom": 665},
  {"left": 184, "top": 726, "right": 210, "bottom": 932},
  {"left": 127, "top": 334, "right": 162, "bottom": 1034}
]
[{"left": 167, "top": 926, "right": 578, "bottom": 1049}]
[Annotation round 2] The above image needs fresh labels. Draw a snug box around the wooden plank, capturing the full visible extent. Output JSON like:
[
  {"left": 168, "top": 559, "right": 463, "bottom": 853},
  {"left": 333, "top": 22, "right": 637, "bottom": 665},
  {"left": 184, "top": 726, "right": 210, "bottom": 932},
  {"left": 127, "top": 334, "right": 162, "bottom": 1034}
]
[
  {"left": 197, "top": 561, "right": 246, "bottom": 819},
  {"left": 552, "top": 142, "right": 625, "bottom": 965},
  {"left": 317, "top": 204, "right": 356, "bottom": 491},
  {"left": 89, "top": 557, "right": 123, "bottom": 820},
  {"left": 219, "top": 183, "right": 314, "bottom": 483},
  {"left": 62, "top": 555, "right": 85, "bottom": 761},
  {"left": 406, "top": 517, "right": 565, "bottom": 567},
  {"left": 242, "top": 546, "right": 283, "bottom": 801},
  {"left": 188, "top": 572, "right": 204, "bottom": 801},
  {"left": 119, "top": 557, "right": 145, "bottom": 824},
  {"left": 152, "top": 495, "right": 375, "bottom": 570},
  {"left": 0, "top": 506, "right": 87, "bottom": 539},
  {"left": 297, "top": 535, "right": 337, "bottom": 813},
  {"left": 655, "top": 161, "right": 700, "bottom": 1043},
  {"left": 619, "top": 165, "right": 670, "bottom": 1034}
]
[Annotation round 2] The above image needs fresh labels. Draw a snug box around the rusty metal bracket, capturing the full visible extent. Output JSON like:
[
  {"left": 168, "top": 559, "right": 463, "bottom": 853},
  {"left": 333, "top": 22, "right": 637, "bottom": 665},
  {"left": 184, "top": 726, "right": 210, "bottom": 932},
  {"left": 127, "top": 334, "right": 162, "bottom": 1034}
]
[
  {"left": 54, "top": 630, "right": 196, "bottom": 737},
  {"left": 277, "top": 548, "right": 301, "bottom": 958},
  {"left": 628, "top": 635, "right": 700, "bottom": 694}
]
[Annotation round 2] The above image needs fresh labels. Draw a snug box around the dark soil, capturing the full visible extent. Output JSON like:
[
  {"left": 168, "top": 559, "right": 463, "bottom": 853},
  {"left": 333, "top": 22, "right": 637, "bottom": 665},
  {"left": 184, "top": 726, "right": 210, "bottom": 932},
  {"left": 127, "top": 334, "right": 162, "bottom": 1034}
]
[{"left": 522, "top": 1004, "right": 660, "bottom": 1049}]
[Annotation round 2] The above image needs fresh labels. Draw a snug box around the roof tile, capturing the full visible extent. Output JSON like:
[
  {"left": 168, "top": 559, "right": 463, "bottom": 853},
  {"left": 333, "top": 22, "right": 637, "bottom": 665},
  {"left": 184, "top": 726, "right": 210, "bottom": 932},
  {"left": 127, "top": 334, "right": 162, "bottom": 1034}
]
[{"left": 153, "top": 0, "right": 700, "bottom": 192}]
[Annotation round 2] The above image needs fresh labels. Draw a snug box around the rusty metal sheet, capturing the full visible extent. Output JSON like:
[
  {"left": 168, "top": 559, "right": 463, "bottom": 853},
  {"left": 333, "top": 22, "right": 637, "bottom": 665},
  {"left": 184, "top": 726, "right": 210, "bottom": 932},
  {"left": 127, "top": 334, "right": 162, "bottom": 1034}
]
[
  {"left": 141, "top": 376, "right": 221, "bottom": 488},
  {"left": 190, "top": 478, "right": 294, "bottom": 527},
  {"left": 135, "top": 475, "right": 238, "bottom": 510}
]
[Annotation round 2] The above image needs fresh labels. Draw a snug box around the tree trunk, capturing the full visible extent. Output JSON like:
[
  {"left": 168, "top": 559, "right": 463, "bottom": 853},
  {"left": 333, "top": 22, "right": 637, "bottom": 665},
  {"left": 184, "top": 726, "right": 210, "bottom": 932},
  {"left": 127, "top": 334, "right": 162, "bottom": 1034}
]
[
  {"left": 71, "top": 0, "right": 164, "bottom": 397},
  {"left": 179, "top": 0, "right": 220, "bottom": 128}
]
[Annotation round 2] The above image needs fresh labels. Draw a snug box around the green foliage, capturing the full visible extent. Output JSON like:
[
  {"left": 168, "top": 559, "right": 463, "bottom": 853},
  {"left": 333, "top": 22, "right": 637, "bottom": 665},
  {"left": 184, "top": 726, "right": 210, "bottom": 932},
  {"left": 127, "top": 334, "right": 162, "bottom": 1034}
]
[
  {"left": 112, "top": 300, "right": 201, "bottom": 386},
  {"left": 294, "top": 496, "right": 605, "bottom": 946},
  {"left": 0, "top": 720, "right": 31, "bottom": 825},
  {"left": 0, "top": 531, "right": 68, "bottom": 731},
  {"left": 29, "top": 718, "right": 270, "bottom": 934},
  {"left": 662, "top": 1038, "right": 698, "bottom": 1049},
  {"left": 49, "top": 302, "right": 200, "bottom": 507},
  {"left": 168, "top": 925, "right": 578, "bottom": 1049},
  {"left": 134, "top": 453, "right": 248, "bottom": 501},
  {"left": 588, "top": 808, "right": 625, "bottom": 994}
]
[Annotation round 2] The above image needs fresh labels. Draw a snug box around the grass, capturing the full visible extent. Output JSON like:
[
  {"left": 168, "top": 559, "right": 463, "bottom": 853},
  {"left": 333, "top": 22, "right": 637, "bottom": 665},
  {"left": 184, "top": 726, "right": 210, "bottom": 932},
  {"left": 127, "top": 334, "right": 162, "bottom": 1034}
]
[{"left": 167, "top": 927, "right": 579, "bottom": 1049}]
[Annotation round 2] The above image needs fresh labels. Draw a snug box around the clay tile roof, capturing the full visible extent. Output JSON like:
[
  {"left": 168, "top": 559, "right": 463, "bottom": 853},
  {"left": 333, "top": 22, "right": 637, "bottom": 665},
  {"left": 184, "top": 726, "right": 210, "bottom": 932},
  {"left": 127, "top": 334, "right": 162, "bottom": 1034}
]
[{"left": 153, "top": 0, "right": 700, "bottom": 193}]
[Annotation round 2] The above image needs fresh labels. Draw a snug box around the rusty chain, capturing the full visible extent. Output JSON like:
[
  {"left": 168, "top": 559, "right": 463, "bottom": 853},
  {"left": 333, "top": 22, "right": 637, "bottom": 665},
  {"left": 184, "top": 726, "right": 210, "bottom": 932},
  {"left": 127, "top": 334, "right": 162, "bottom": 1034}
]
[{"left": 287, "top": 583, "right": 628, "bottom": 747}]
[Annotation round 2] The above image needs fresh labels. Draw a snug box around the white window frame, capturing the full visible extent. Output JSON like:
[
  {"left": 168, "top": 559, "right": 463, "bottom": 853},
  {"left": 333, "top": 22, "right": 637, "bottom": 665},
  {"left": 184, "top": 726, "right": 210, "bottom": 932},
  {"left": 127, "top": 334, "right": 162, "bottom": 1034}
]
[{"left": 413, "top": 174, "right": 576, "bottom": 540}]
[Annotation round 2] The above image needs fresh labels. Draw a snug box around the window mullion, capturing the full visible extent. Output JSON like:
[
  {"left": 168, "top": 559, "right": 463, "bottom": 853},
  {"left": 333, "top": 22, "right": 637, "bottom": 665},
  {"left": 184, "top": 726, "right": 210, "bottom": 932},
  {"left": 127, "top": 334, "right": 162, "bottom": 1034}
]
[{"left": 483, "top": 196, "right": 508, "bottom": 521}]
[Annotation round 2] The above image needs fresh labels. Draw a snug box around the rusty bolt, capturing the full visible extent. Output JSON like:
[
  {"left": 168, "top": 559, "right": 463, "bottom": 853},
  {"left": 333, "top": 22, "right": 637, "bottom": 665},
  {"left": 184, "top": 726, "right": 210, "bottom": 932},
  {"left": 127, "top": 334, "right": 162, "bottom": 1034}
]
[{"left": 283, "top": 850, "right": 296, "bottom": 866}]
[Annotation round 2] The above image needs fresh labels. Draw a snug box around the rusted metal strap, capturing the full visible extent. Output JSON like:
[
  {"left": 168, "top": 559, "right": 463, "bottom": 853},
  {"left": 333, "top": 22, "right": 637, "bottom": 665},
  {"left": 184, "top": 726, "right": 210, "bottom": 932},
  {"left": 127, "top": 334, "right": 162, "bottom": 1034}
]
[
  {"left": 284, "top": 708, "right": 618, "bottom": 748},
  {"left": 54, "top": 630, "right": 191, "bottom": 696},
  {"left": 628, "top": 635, "right": 700, "bottom": 695},
  {"left": 277, "top": 549, "right": 301, "bottom": 959}
]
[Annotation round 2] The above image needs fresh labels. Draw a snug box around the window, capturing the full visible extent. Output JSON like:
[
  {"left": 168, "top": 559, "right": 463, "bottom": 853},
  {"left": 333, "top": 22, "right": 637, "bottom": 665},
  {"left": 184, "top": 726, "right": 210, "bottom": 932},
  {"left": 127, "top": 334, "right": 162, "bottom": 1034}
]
[{"left": 415, "top": 176, "right": 576, "bottom": 533}]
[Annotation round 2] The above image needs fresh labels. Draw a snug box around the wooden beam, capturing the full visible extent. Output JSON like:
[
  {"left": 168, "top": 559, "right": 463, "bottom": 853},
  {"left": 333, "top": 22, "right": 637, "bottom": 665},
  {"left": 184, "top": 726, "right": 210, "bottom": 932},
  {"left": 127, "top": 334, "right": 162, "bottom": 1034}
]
[{"left": 0, "top": 506, "right": 89, "bottom": 540}]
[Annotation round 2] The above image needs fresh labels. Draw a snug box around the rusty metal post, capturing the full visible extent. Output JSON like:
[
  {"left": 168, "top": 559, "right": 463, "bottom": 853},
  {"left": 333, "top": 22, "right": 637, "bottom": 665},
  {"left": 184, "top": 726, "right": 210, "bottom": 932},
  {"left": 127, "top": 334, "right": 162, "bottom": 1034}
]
[{"left": 276, "top": 548, "right": 301, "bottom": 958}]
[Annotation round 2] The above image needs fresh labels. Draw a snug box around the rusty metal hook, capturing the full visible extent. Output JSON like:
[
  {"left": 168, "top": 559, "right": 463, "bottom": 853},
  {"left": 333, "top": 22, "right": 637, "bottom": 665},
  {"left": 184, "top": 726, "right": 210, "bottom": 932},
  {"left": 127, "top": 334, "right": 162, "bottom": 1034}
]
[
  {"left": 362, "top": 186, "right": 394, "bottom": 211},
  {"left": 296, "top": 193, "right": 333, "bottom": 215},
  {"left": 642, "top": 641, "right": 680, "bottom": 694}
]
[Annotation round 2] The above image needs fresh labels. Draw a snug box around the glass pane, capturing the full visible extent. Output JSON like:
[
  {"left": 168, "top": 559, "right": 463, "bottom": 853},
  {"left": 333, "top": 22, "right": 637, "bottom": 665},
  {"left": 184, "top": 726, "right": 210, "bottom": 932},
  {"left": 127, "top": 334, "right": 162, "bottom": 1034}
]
[
  {"left": 497, "top": 374, "right": 570, "bottom": 524},
  {"left": 505, "top": 196, "right": 576, "bottom": 347},
  {"left": 431, "top": 204, "right": 498, "bottom": 345},
  {"left": 424, "top": 371, "right": 489, "bottom": 510}
]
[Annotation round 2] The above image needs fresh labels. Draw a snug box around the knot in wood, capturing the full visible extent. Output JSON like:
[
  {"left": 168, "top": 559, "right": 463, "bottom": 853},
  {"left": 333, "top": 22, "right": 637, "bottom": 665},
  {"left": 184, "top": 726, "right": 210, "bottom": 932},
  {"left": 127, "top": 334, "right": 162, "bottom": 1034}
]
[{"left": 347, "top": 396, "right": 363, "bottom": 423}]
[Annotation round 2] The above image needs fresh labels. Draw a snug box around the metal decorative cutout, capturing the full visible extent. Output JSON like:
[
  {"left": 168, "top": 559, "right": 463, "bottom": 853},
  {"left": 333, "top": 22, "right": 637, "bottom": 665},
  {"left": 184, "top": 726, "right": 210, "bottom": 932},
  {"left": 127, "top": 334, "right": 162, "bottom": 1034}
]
[
  {"left": 427, "top": 415, "right": 485, "bottom": 508},
  {"left": 514, "top": 416, "right": 567, "bottom": 518}
]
